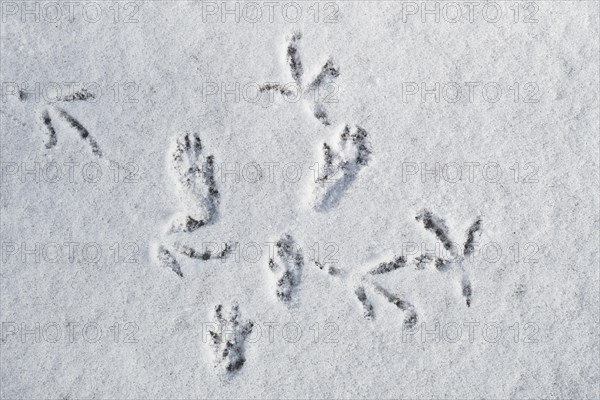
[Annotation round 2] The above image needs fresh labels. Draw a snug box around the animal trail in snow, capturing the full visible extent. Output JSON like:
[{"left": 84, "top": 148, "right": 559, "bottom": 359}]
[{"left": 286, "top": 31, "right": 303, "bottom": 85}]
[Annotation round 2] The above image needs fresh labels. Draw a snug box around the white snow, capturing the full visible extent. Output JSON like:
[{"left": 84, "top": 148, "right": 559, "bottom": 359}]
[{"left": 1, "top": 1, "right": 598, "bottom": 398}]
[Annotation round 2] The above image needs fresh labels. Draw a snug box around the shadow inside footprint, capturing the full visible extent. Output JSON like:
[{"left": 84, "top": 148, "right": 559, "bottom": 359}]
[{"left": 312, "top": 125, "right": 371, "bottom": 211}]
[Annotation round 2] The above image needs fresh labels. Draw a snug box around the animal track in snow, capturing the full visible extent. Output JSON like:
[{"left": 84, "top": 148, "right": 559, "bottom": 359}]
[
  {"left": 157, "top": 245, "right": 183, "bottom": 278},
  {"left": 312, "top": 212, "right": 482, "bottom": 325},
  {"left": 155, "top": 132, "right": 234, "bottom": 278},
  {"left": 352, "top": 265, "right": 419, "bottom": 329},
  {"left": 260, "top": 33, "right": 371, "bottom": 212},
  {"left": 268, "top": 234, "right": 304, "bottom": 304},
  {"left": 147, "top": 28, "right": 488, "bottom": 379},
  {"left": 260, "top": 32, "right": 340, "bottom": 126},
  {"left": 311, "top": 124, "right": 372, "bottom": 211},
  {"left": 168, "top": 132, "right": 220, "bottom": 233},
  {"left": 414, "top": 254, "right": 433, "bottom": 270},
  {"left": 174, "top": 241, "right": 233, "bottom": 260},
  {"left": 371, "top": 283, "right": 418, "bottom": 328},
  {"left": 368, "top": 255, "right": 406, "bottom": 275},
  {"left": 34, "top": 96, "right": 102, "bottom": 156},
  {"left": 286, "top": 31, "right": 303, "bottom": 85},
  {"left": 208, "top": 303, "right": 254, "bottom": 377},
  {"left": 14, "top": 86, "right": 101, "bottom": 155},
  {"left": 310, "top": 242, "right": 417, "bottom": 327},
  {"left": 315, "top": 260, "right": 341, "bottom": 276},
  {"left": 54, "top": 107, "right": 102, "bottom": 157},
  {"left": 415, "top": 209, "right": 483, "bottom": 307},
  {"left": 155, "top": 242, "right": 233, "bottom": 278},
  {"left": 56, "top": 88, "right": 95, "bottom": 102},
  {"left": 41, "top": 109, "right": 57, "bottom": 149},
  {"left": 354, "top": 286, "right": 375, "bottom": 320}
]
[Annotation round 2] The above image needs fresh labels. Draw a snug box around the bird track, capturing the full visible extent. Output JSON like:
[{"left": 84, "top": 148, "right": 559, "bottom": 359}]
[
  {"left": 260, "top": 32, "right": 340, "bottom": 126},
  {"left": 415, "top": 209, "right": 483, "bottom": 307},
  {"left": 313, "top": 211, "right": 482, "bottom": 327},
  {"left": 30, "top": 88, "right": 102, "bottom": 156}
]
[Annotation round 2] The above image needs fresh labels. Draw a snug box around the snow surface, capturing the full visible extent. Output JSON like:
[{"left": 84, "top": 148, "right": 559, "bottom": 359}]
[{"left": 1, "top": 1, "right": 599, "bottom": 398}]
